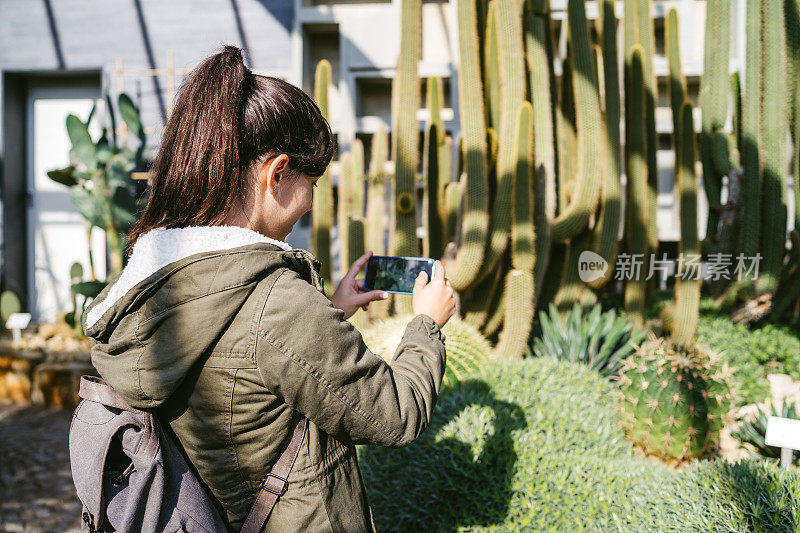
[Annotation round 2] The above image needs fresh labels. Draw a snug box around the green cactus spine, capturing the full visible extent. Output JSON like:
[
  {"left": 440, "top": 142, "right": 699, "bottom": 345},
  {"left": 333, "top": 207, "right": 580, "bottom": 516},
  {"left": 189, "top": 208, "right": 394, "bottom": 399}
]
[
  {"left": 391, "top": 0, "right": 421, "bottom": 264},
  {"left": 625, "top": 46, "right": 648, "bottom": 328},
  {"left": 477, "top": 0, "right": 526, "bottom": 279},
  {"left": 549, "top": 0, "right": 603, "bottom": 242},
  {"left": 616, "top": 337, "right": 734, "bottom": 463},
  {"left": 441, "top": 0, "right": 490, "bottom": 292},
  {"left": 668, "top": 102, "right": 701, "bottom": 344},
  {"left": 312, "top": 60, "right": 334, "bottom": 296},
  {"left": 587, "top": 0, "right": 622, "bottom": 290},
  {"left": 758, "top": 0, "right": 788, "bottom": 295}
]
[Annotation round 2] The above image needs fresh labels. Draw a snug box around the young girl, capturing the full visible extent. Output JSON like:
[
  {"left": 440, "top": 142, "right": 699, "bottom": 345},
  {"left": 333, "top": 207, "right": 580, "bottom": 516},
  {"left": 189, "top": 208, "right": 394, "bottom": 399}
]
[{"left": 82, "top": 46, "right": 455, "bottom": 531}]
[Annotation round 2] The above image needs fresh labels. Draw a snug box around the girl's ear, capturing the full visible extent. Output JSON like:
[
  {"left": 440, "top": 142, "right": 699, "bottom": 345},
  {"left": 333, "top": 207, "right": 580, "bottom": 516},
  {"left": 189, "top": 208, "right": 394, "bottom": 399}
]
[{"left": 259, "top": 154, "right": 289, "bottom": 196}]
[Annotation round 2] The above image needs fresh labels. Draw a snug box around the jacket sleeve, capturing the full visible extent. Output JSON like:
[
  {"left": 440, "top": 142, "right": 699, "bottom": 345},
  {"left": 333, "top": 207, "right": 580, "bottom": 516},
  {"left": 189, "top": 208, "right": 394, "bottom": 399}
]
[{"left": 254, "top": 267, "right": 447, "bottom": 447}]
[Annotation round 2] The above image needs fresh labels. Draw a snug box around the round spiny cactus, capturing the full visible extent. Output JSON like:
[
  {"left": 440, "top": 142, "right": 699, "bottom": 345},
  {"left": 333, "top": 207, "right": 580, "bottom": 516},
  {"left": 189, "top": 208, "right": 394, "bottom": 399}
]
[
  {"left": 615, "top": 336, "right": 734, "bottom": 463},
  {"left": 361, "top": 313, "right": 492, "bottom": 386}
]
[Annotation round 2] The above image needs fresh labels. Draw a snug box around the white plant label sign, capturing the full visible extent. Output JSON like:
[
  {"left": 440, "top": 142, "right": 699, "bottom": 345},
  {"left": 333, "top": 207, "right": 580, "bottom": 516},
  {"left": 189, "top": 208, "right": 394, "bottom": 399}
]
[
  {"left": 5, "top": 313, "right": 31, "bottom": 330},
  {"left": 765, "top": 416, "right": 800, "bottom": 450}
]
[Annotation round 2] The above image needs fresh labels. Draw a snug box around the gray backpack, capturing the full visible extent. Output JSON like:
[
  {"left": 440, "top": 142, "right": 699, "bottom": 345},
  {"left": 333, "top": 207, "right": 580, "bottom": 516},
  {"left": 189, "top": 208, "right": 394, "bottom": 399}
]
[{"left": 69, "top": 375, "right": 307, "bottom": 533}]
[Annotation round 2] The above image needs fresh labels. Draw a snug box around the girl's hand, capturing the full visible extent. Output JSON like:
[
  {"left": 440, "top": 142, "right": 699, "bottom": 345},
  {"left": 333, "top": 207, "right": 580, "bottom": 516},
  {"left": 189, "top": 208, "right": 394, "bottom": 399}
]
[{"left": 330, "top": 250, "right": 389, "bottom": 320}]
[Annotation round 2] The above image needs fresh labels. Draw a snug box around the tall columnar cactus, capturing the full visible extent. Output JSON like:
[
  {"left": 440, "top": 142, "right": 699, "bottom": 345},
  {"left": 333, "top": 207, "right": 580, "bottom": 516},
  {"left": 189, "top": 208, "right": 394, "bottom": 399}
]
[
  {"left": 625, "top": 46, "right": 648, "bottom": 328},
  {"left": 337, "top": 151, "right": 355, "bottom": 277},
  {"left": 699, "top": 0, "right": 732, "bottom": 252},
  {"left": 549, "top": 0, "right": 602, "bottom": 242},
  {"left": 391, "top": 0, "right": 421, "bottom": 317},
  {"left": 665, "top": 102, "right": 701, "bottom": 344},
  {"left": 495, "top": 269, "right": 535, "bottom": 359},
  {"left": 510, "top": 102, "right": 535, "bottom": 273},
  {"left": 637, "top": 0, "right": 659, "bottom": 259},
  {"left": 495, "top": 101, "right": 535, "bottom": 359},
  {"left": 423, "top": 77, "right": 444, "bottom": 259},
  {"left": 554, "top": 229, "right": 591, "bottom": 313},
  {"left": 476, "top": 0, "right": 526, "bottom": 280},
  {"left": 666, "top": 8, "right": 686, "bottom": 166},
  {"left": 440, "top": 0, "right": 489, "bottom": 292},
  {"left": 737, "top": 0, "right": 762, "bottom": 300},
  {"left": 587, "top": 0, "right": 622, "bottom": 290},
  {"left": 346, "top": 217, "right": 369, "bottom": 329},
  {"left": 758, "top": 0, "right": 788, "bottom": 295},
  {"left": 616, "top": 337, "right": 734, "bottom": 463},
  {"left": 365, "top": 125, "right": 389, "bottom": 258},
  {"left": 523, "top": 0, "right": 556, "bottom": 297},
  {"left": 484, "top": 1, "right": 501, "bottom": 134},
  {"left": 312, "top": 60, "right": 334, "bottom": 296}
]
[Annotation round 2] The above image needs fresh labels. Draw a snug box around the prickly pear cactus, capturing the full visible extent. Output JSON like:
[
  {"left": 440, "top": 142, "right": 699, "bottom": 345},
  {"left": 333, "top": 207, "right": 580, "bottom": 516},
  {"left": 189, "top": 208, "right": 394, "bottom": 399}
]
[
  {"left": 615, "top": 336, "right": 734, "bottom": 463},
  {"left": 361, "top": 313, "right": 492, "bottom": 386}
]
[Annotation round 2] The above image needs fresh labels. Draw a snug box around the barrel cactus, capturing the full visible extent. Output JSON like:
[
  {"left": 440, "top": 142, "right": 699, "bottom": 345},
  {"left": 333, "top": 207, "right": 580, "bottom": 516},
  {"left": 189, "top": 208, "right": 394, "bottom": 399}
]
[
  {"left": 615, "top": 336, "right": 734, "bottom": 463},
  {"left": 361, "top": 313, "right": 492, "bottom": 386}
]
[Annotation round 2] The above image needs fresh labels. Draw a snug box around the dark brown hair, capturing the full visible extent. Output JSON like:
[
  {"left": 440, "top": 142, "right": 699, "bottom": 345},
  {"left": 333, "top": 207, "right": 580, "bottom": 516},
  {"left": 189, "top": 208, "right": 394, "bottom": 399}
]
[{"left": 126, "top": 45, "right": 336, "bottom": 255}]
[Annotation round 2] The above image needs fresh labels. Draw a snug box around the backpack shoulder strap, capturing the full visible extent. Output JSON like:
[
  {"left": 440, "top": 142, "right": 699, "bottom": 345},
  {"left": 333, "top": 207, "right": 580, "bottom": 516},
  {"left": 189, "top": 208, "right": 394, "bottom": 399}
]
[
  {"left": 240, "top": 414, "right": 308, "bottom": 533},
  {"left": 78, "top": 375, "right": 145, "bottom": 414}
]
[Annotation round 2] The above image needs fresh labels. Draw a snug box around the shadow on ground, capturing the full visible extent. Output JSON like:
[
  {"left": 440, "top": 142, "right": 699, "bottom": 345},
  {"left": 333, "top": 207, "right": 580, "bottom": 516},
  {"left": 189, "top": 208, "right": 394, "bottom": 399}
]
[{"left": 358, "top": 378, "right": 527, "bottom": 532}]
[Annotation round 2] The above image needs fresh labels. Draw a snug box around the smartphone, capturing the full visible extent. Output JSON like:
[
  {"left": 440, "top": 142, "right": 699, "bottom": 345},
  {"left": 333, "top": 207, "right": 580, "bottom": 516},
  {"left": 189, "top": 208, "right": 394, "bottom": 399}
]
[{"left": 364, "top": 255, "right": 435, "bottom": 295}]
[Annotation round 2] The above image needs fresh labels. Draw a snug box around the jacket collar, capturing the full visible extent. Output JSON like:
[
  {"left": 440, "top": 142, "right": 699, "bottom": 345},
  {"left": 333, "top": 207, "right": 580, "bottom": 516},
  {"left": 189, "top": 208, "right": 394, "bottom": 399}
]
[{"left": 84, "top": 225, "right": 299, "bottom": 330}]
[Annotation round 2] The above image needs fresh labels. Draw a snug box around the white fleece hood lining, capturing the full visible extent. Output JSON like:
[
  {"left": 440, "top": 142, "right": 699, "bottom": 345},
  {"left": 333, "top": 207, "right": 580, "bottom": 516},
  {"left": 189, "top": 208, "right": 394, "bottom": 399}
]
[{"left": 85, "top": 225, "right": 293, "bottom": 330}]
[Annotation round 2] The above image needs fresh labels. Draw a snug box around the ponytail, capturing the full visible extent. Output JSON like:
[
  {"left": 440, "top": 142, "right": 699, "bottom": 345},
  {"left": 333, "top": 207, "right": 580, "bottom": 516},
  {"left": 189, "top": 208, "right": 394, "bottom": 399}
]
[{"left": 126, "top": 45, "right": 335, "bottom": 255}]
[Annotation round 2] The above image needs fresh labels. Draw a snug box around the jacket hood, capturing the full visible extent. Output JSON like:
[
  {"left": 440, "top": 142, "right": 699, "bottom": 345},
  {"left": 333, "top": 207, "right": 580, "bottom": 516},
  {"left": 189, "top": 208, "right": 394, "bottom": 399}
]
[{"left": 82, "top": 225, "right": 323, "bottom": 409}]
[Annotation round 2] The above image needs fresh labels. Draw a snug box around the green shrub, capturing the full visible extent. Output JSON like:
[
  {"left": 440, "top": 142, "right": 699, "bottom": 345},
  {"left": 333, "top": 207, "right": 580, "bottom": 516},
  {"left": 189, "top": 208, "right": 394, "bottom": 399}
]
[
  {"left": 695, "top": 314, "right": 800, "bottom": 405},
  {"left": 531, "top": 303, "right": 645, "bottom": 378},
  {"left": 358, "top": 359, "right": 800, "bottom": 531}
]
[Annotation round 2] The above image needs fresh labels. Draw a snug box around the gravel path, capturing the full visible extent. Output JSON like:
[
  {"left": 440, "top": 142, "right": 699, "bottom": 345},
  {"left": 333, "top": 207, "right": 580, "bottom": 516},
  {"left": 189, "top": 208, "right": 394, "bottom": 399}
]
[{"left": 0, "top": 404, "right": 82, "bottom": 532}]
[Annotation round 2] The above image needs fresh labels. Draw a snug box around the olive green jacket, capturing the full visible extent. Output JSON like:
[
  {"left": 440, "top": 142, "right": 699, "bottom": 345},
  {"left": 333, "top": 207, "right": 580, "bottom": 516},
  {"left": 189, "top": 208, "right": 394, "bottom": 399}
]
[{"left": 82, "top": 225, "right": 447, "bottom": 532}]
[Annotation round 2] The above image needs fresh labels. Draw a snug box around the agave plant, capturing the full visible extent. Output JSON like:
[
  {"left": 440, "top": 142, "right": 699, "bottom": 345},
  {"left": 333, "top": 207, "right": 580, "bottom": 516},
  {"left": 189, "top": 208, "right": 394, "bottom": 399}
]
[
  {"left": 733, "top": 401, "right": 800, "bottom": 464},
  {"left": 531, "top": 303, "right": 645, "bottom": 378}
]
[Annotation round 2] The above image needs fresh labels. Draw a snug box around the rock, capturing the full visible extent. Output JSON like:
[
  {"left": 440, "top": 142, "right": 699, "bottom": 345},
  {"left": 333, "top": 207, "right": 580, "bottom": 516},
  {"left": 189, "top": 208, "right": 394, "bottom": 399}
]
[
  {"left": 31, "top": 362, "right": 98, "bottom": 409},
  {"left": 767, "top": 373, "right": 800, "bottom": 406},
  {"left": 0, "top": 350, "right": 44, "bottom": 404}
]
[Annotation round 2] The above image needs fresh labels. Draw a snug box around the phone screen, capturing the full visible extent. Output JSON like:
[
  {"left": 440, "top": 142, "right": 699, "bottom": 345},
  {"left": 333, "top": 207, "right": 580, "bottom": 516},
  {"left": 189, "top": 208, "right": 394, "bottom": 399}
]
[{"left": 364, "top": 255, "right": 435, "bottom": 295}]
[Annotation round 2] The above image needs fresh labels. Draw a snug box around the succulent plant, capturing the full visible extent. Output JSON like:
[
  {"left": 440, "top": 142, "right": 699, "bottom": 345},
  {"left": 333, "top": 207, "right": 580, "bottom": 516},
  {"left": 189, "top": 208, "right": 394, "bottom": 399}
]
[
  {"left": 361, "top": 313, "right": 491, "bottom": 386},
  {"left": 733, "top": 400, "right": 800, "bottom": 464},
  {"left": 532, "top": 303, "right": 645, "bottom": 378},
  {"left": 47, "top": 92, "right": 147, "bottom": 278},
  {"left": 616, "top": 336, "right": 735, "bottom": 463},
  {"left": 1, "top": 290, "right": 21, "bottom": 326}
]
